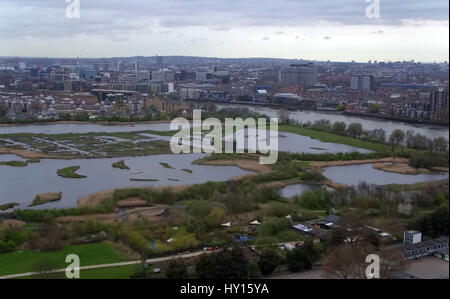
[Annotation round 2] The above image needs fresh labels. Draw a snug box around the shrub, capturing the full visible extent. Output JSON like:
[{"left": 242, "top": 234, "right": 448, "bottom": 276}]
[{"left": 166, "top": 259, "right": 188, "bottom": 279}]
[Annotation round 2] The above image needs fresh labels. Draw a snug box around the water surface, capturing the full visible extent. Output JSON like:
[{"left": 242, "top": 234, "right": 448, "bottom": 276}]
[
  {"left": 323, "top": 164, "right": 449, "bottom": 186},
  {"left": 0, "top": 154, "right": 253, "bottom": 209}
]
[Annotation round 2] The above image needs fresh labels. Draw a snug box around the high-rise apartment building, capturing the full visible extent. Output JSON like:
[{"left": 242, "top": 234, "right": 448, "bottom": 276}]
[{"left": 279, "top": 63, "right": 317, "bottom": 88}]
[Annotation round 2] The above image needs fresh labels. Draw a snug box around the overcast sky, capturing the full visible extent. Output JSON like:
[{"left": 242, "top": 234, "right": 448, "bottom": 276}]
[{"left": 0, "top": 0, "right": 448, "bottom": 62}]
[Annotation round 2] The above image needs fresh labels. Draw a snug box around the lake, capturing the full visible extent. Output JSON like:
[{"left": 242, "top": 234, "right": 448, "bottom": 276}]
[
  {"left": 0, "top": 154, "right": 253, "bottom": 209},
  {"left": 322, "top": 163, "right": 449, "bottom": 186}
]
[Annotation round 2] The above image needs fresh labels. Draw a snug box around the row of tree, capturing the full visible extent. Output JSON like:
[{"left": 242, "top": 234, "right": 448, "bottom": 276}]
[
  {"left": 296, "top": 117, "right": 448, "bottom": 153},
  {"left": 151, "top": 241, "right": 321, "bottom": 279}
]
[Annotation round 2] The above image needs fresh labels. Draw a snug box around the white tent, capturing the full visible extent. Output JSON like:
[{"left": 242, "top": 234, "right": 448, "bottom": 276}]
[
  {"left": 250, "top": 220, "right": 261, "bottom": 225},
  {"left": 167, "top": 238, "right": 174, "bottom": 243},
  {"left": 221, "top": 222, "right": 231, "bottom": 227}
]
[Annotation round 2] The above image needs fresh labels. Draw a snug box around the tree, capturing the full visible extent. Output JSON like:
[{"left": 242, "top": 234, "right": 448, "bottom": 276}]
[
  {"left": 195, "top": 246, "right": 248, "bottom": 279},
  {"left": 364, "top": 230, "right": 380, "bottom": 249},
  {"left": 0, "top": 103, "right": 7, "bottom": 118},
  {"left": 166, "top": 259, "right": 188, "bottom": 279},
  {"left": 257, "top": 249, "right": 282, "bottom": 275},
  {"left": 346, "top": 122, "right": 363, "bottom": 138},
  {"left": 388, "top": 129, "right": 405, "bottom": 146},
  {"left": 332, "top": 121, "right": 347, "bottom": 135},
  {"left": 431, "top": 137, "right": 448, "bottom": 153},
  {"left": 411, "top": 133, "right": 431, "bottom": 150},
  {"left": 367, "top": 128, "right": 386, "bottom": 143},
  {"left": 378, "top": 247, "right": 408, "bottom": 279},
  {"left": 409, "top": 206, "right": 449, "bottom": 238},
  {"left": 405, "top": 130, "right": 415, "bottom": 148},
  {"left": 205, "top": 206, "right": 226, "bottom": 228},
  {"left": 313, "top": 119, "right": 332, "bottom": 131},
  {"left": 277, "top": 109, "right": 290, "bottom": 124},
  {"left": 286, "top": 240, "right": 320, "bottom": 272},
  {"left": 247, "top": 260, "right": 261, "bottom": 278},
  {"left": 323, "top": 243, "right": 370, "bottom": 279},
  {"left": 336, "top": 104, "right": 346, "bottom": 111}
]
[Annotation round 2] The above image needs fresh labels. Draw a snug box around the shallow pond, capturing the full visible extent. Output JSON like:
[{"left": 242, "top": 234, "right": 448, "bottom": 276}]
[
  {"left": 0, "top": 154, "right": 253, "bottom": 210},
  {"left": 322, "top": 163, "right": 449, "bottom": 186}
]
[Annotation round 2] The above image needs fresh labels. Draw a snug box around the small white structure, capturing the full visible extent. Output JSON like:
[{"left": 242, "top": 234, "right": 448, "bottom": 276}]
[
  {"left": 250, "top": 220, "right": 261, "bottom": 225},
  {"left": 221, "top": 222, "right": 231, "bottom": 227},
  {"left": 404, "top": 230, "right": 422, "bottom": 245}
]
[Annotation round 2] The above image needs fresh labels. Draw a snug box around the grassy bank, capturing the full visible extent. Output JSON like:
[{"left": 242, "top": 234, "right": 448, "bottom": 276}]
[
  {"left": 112, "top": 160, "right": 130, "bottom": 170},
  {"left": 29, "top": 192, "right": 62, "bottom": 207},
  {"left": 0, "top": 203, "right": 19, "bottom": 211},
  {"left": 279, "top": 124, "right": 391, "bottom": 152},
  {"left": 0, "top": 160, "right": 27, "bottom": 167},
  {"left": 57, "top": 166, "right": 87, "bottom": 178}
]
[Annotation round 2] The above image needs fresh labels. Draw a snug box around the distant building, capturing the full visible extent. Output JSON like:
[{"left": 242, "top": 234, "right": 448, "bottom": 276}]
[
  {"left": 151, "top": 70, "right": 174, "bottom": 82},
  {"left": 403, "top": 234, "right": 449, "bottom": 261},
  {"left": 350, "top": 76, "right": 360, "bottom": 90},
  {"left": 195, "top": 71, "right": 208, "bottom": 82},
  {"left": 350, "top": 75, "right": 374, "bottom": 91},
  {"left": 279, "top": 63, "right": 317, "bottom": 88},
  {"left": 360, "top": 75, "right": 375, "bottom": 91}
]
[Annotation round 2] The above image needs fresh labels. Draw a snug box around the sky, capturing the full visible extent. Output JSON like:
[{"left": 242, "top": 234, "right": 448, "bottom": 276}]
[{"left": 0, "top": 0, "right": 448, "bottom": 62}]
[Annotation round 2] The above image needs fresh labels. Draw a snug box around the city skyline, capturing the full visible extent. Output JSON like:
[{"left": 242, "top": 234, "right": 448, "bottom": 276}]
[{"left": 0, "top": 0, "right": 448, "bottom": 62}]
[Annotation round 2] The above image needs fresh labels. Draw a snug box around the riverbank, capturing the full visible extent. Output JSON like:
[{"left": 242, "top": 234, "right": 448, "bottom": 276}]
[
  {"left": 343, "top": 111, "right": 449, "bottom": 128},
  {"left": 0, "top": 120, "right": 170, "bottom": 127},
  {"left": 309, "top": 157, "right": 410, "bottom": 170},
  {"left": 373, "top": 162, "right": 449, "bottom": 175}
]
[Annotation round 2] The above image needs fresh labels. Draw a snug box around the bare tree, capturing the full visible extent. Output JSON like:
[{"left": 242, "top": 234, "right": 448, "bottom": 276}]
[{"left": 277, "top": 108, "right": 290, "bottom": 124}]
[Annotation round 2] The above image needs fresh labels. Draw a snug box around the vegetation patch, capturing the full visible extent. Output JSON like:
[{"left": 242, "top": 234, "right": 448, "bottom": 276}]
[
  {"left": 29, "top": 192, "right": 62, "bottom": 207},
  {"left": 26, "top": 158, "right": 41, "bottom": 163},
  {"left": 57, "top": 166, "right": 87, "bottom": 178},
  {"left": 112, "top": 160, "right": 130, "bottom": 170},
  {"left": 181, "top": 169, "right": 193, "bottom": 174},
  {"left": 129, "top": 178, "right": 159, "bottom": 182},
  {"left": 279, "top": 124, "right": 391, "bottom": 152},
  {"left": 0, "top": 203, "right": 19, "bottom": 211},
  {"left": 0, "top": 160, "right": 27, "bottom": 167},
  {"left": 160, "top": 162, "right": 174, "bottom": 169}
]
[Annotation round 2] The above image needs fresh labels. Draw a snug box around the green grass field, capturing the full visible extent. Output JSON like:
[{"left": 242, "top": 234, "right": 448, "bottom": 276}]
[
  {"left": 16, "top": 264, "right": 138, "bottom": 279},
  {"left": 0, "top": 242, "right": 129, "bottom": 276},
  {"left": 279, "top": 124, "right": 391, "bottom": 152}
]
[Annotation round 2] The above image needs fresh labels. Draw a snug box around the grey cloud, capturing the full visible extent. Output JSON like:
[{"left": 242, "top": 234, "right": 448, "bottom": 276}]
[{"left": 0, "top": 0, "right": 448, "bottom": 39}]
